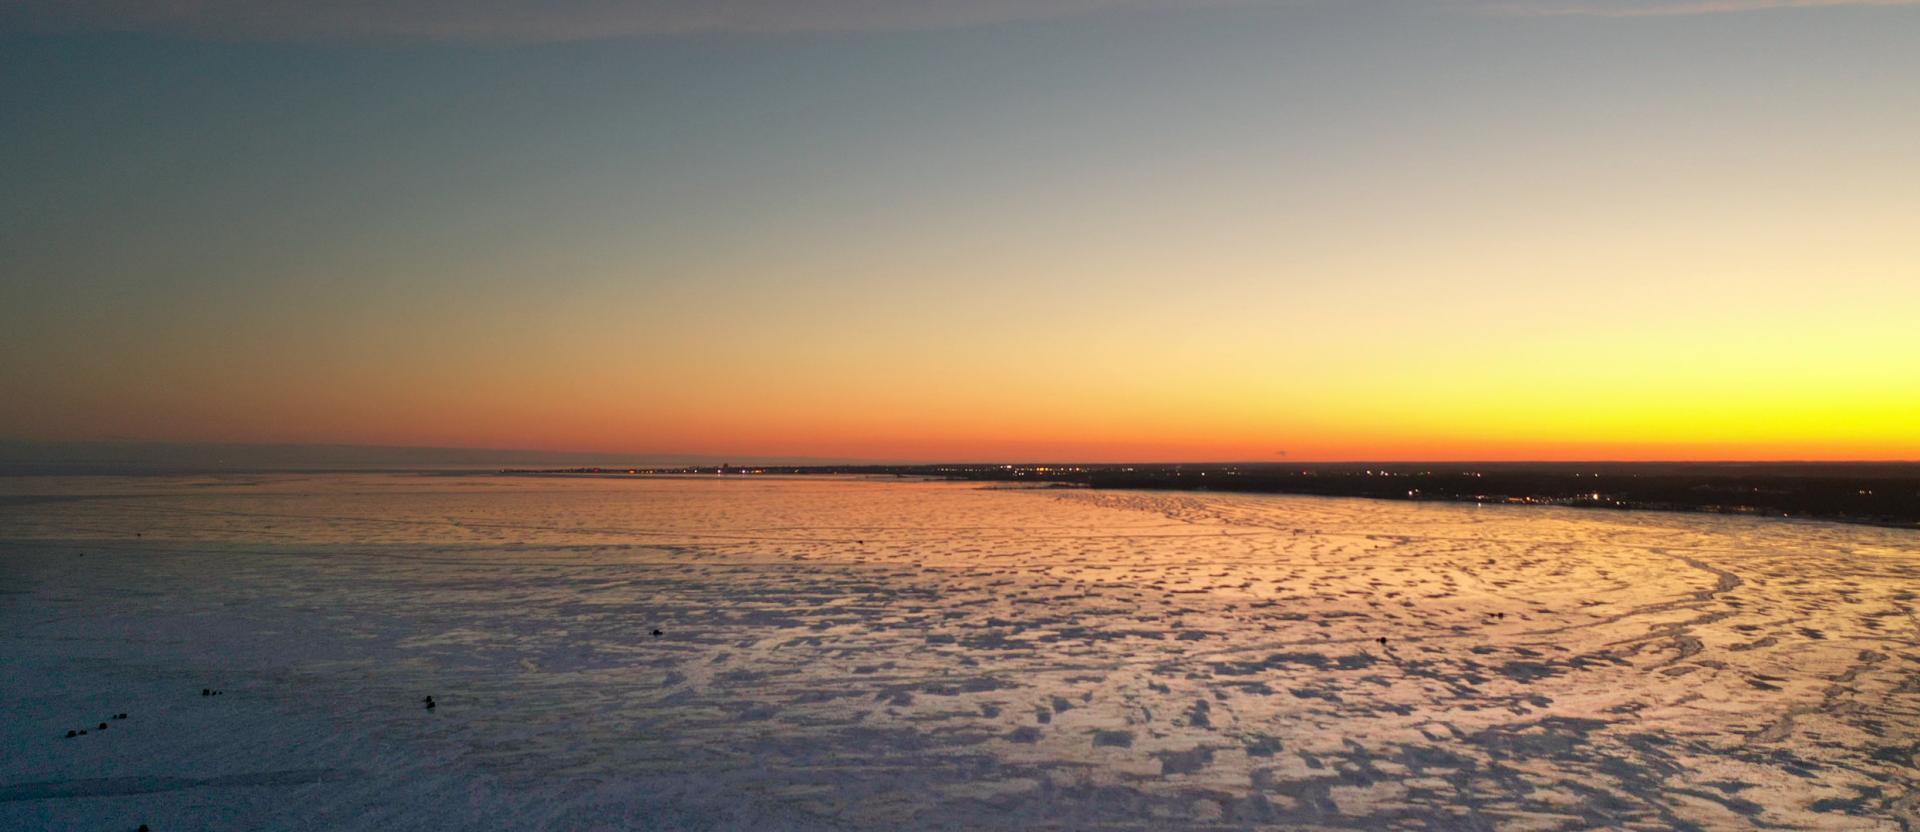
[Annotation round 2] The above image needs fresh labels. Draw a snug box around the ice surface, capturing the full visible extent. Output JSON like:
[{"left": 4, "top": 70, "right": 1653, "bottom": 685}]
[{"left": 2, "top": 474, "right": 1916, "bottom": 829}]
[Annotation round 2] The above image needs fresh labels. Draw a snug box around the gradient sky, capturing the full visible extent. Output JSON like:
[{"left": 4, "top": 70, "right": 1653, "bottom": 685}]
[{"left": 3, "top": 0, "right": 1917, "bottom": 462}]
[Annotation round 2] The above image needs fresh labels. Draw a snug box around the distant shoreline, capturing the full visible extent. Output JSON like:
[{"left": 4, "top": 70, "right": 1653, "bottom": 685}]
[{"left": 498, "top": 462, "right": 1920, "bottom": 531}]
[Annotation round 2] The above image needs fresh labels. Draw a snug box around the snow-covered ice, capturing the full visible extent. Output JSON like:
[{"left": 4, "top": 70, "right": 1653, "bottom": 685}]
[{"left": 2, "top": 474, "right": 1917, "bottom": 829}]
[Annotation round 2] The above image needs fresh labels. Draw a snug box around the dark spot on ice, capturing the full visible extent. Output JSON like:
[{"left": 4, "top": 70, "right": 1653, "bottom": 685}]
[
  {"left": 1869, "top": 744, "right": 1918, "bottom": 765},
  {"left": 1185, "top": 699, "right": 1211, "bottom": 728},
  {"left": 1335, "top": 653, "right": 1377, "bottom": 670},
  {"left": 1155, "top": 747, "right": 1213, "bottom": 775},
  {"left": 1212, "top": 652, "right": 1331, "bottom": 675},
  {"left": 1399, "top": 744, "right": 1472, "bottom": 772},
  {"left": 1498, "top": 661, "right": 1561, "bottom": 682},
  {"left": 1812, "top": 793, "right": 1874, "bottom": 814},
  {"left": 924, "top": 677, "right": 1016, "bottom": 696},
  {"left": 1470, "top": 717, "right": 1610, "bottom": 759},
  {"left": 1703, "top": 779, "right": 1758, "bottom": 794},
  {"left": 1007, "top": 726, "right": 1042, "bottom": 743},
  {"left": 1093, "top": 730, "right": 1134, "bottom": 748},
  {"left": 1244, "top": 735, "right": 1283, "bottom": 757}
]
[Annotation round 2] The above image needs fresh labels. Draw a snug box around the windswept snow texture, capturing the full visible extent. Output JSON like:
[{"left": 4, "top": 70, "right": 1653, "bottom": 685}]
[{"left": 2, "top": 474, "right": 1917, "bottom": 830}]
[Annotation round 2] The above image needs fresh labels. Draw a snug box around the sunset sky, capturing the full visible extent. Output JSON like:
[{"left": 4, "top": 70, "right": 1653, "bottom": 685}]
[{"left": 3, "top": 0, "right": 1917, "bottom": 462}]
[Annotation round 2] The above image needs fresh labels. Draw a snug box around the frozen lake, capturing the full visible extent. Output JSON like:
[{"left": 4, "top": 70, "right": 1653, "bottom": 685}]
[{"left": 2, "top": 473, "right": 1917, "bottom": 829}]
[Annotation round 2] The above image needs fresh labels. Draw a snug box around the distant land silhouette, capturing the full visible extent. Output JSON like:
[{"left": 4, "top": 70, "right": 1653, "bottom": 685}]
[
  {"left": 5, "top": 442, "right": 1913, "bottom": 529},
  {"left": 505, "top": 461, "right": 1920, "bottom": 530}
]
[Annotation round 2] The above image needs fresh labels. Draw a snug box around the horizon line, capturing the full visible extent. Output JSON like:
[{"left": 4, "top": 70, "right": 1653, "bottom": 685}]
[{"left": 2, "top": 439, "right": 1916, "bottom": 468}]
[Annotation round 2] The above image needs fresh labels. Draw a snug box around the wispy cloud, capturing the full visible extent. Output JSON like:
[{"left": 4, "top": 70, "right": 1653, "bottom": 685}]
[
  {"left": 0, "top": 0, "right": 1254, "bottom": 42},
  {"left": 1484, "top": 0, "right": 1920, "bottom": 17}
]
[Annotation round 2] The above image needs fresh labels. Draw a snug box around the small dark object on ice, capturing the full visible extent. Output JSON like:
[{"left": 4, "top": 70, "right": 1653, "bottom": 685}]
[
  {"left": 116, "top": 713, "right": 128, "bottom": 719},
  {"left": 140, "top": 825, "right": 150, "bottom": 832},
  {"left": 423, "top": 695, "right": 436, "bottom": 710},
  {"left": 65, "top": 730, "right": 76, "bottom": 738},
  {"left": 202, "top": 689, "right": 210, "bottom": 696},
  {"left": 1377, "top": 637, "right": 1388, "bottom": 646},
  {"left": 652, "top": 629, "right": 664, "bottom": 637},
  {"left": 98, "top": 722, "right": 109, "bottom": 730}
]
